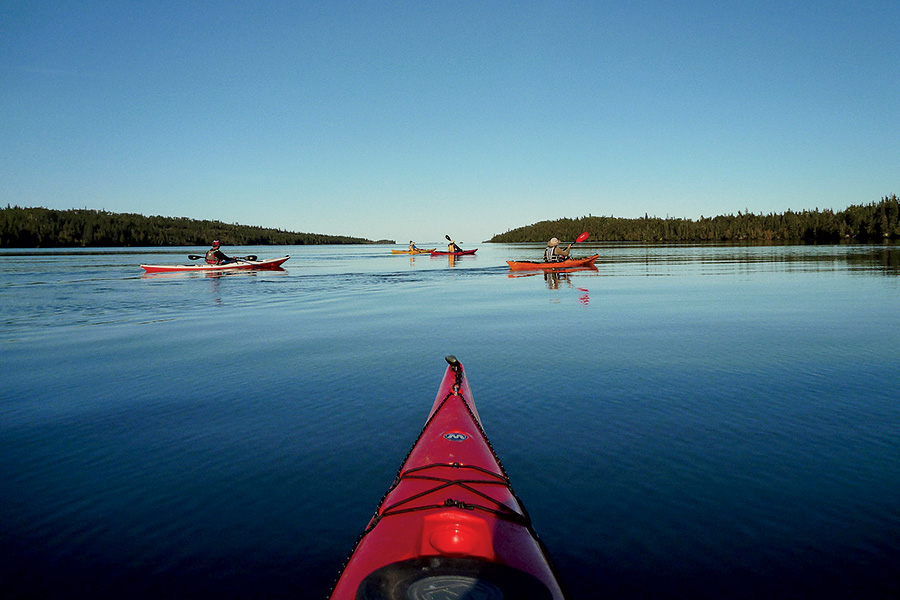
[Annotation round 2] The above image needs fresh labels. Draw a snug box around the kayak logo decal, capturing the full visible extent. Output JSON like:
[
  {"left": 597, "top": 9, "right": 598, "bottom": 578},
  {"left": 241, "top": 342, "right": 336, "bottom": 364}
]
[{"left": 442, "top": 431, "right": 469, "bottom": 442}]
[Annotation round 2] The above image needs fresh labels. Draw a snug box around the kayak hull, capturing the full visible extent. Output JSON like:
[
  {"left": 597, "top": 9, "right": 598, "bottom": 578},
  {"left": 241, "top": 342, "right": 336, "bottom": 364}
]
[
  {"left": 430, "top": 249, "right": 478, "bottom": 256},
  {"left": 329, "top": 356, "right": 566, "bottom": 600},
  {"left": 507, "top": 254, "right": 599, "bottom": 271},
  {"left": 140, "top": 256, "right": 289, "bottom": 273},
  {"left": 390, "top": 248, "right": 435, "bottom": 254}
]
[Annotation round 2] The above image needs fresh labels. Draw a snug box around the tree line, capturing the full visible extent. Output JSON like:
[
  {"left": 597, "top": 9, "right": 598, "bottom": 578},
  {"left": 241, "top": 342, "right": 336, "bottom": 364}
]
[
  {"left": 489, "top": 195, "right": 900, "bottom": 244},
  {"left": 0, "top": 207, "right": 381, "bottom": 247}
]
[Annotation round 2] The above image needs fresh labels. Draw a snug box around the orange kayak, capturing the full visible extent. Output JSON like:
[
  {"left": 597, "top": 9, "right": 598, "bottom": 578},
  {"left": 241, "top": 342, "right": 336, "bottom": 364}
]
[
  {"left": 391, "top": 248, "right": 435, "bottom": 254},
  {"left": 506, "top": 254, "right": 599, "bottom": 271}
]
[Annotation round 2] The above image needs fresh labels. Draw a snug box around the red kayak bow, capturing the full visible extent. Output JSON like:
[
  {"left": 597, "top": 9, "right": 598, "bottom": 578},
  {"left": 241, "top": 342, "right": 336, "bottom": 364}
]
[{"left": 329, "top": 356, "right": 567, "bottom": 600}]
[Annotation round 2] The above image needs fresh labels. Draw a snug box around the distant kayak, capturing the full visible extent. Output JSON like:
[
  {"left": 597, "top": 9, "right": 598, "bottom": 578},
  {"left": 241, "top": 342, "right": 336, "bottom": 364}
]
[
  {"left": 430, "top": 249, "right": 477, "bottom": 256},
  {"left": 140, "top": 256, "right": 289, "bottom": 273},
  {"left": 328, "top": 356, "right": 567, "bottom": 600},
  {"left": 390, "top": 248, "right": 435, "bottom": 254},
  {"left": 507, "top": 254, "right": 599, "bottom": 271}
]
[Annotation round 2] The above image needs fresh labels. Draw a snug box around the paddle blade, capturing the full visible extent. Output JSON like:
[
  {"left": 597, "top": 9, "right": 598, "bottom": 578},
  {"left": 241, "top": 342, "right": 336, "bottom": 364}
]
[
  {"left": 575, "top": 231, "right": 589, "bottom": 243},
  {"left": 188, "top": 255, "right": 203, "bottom": 260}
]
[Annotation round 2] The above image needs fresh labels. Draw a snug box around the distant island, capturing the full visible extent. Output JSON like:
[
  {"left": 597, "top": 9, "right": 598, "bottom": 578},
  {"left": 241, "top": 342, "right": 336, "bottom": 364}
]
[
  {"left": 0, "top": 206, "right": 392, "bottom": 247},
  {"left": 489, "top": 195, "right": 900, "bottom": 244}
]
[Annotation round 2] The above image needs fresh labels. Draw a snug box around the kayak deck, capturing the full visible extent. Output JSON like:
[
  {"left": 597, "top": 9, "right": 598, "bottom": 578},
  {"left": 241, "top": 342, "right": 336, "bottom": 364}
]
[
  {"left": 140, "top": 256, "right": 289, "bottom": 273},
  {"left": 390, "top": 248, "right": 435, "bottom": 254},
  {"left": 507, "top": 254, "right": 599, "bottom": 271},
  {"left": 329, "top": 356, "right": 566, "bottom": 600},
  {"left": 430, "top": 248, "right": 478, "bottom": 256}
]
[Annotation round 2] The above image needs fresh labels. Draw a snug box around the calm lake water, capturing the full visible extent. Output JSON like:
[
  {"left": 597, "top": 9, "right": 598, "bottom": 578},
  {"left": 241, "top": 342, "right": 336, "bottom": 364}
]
[{"left": 2, "top": 242, "right": 899, "bottom": 599}]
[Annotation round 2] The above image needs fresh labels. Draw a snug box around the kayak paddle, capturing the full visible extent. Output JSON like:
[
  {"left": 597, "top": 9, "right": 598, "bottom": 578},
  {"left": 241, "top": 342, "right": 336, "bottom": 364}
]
[
  {"left": 562, "top": 232, "right": 589, "bottom": 251},
  {"left": 444, "top": 235, "right": 463, "bottom": 252},
  {"left": 561, "top": 232, "right": 588, "bottom": 258},
  {"left": 187, "top": 254, "right": 258, "bottom": 261}
]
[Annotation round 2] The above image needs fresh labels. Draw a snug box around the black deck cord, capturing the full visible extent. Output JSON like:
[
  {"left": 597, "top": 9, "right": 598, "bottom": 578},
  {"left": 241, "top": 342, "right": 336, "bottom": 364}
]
[
  {"left": 326, "top": 356, "right": 570, "bottom": 598},
  {"left": 367, "top": 472, "right": 528, "bottom": 532}
]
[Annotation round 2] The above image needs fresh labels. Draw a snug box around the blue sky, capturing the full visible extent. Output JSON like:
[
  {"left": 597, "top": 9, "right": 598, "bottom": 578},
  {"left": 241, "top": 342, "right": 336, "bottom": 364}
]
[{"left": 2, "top": 1, "right": 897, "bottom": 244}]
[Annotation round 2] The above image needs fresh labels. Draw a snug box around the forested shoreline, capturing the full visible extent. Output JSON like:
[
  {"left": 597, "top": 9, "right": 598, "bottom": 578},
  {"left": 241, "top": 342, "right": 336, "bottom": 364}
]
[
  {"left": 0, "top": 207, "right": 381, "bottom": 247},
  {"left": 3, "top": 196, "right": 898, "bottom": 248},
  {"left": 490, "top": 195, "right": 900, "bottom": 244}
]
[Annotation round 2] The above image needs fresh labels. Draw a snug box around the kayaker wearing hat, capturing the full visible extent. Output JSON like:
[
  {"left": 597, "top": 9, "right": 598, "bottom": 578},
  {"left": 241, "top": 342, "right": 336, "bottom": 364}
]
[
  {"left": 543, "top": 237, "right": 571, "bottom": 262},
  {"left": 408, "top": 240, "right": 419, "bottom": 252},
  {"left": 205, "top": 240, "right": 234, "bottom": 265}
]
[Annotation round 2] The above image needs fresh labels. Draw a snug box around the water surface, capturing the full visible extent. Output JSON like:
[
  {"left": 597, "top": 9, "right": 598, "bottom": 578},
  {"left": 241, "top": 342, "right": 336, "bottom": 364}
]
[{"left": 2, "top": 243, "right": 899, "bottom": 598}]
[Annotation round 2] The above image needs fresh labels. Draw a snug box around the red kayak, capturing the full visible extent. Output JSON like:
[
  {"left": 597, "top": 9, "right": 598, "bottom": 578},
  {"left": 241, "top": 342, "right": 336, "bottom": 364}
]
[
  {"left": 430, "top": 249, "right": 478, "bottom": 256},
  {"left": 140, "top": 256, "right": 289, "bottom": 273},
  {"left": 329, "top": 356, "right": 566, "bottom": 600},
  {"left": 507, "top": 254, "right": 599, "bottom": 271}
]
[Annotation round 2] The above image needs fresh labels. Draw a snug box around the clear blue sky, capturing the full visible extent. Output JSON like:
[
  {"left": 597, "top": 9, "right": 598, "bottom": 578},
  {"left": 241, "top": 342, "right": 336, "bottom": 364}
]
[{"left": 2, "top": 1, "right": 897, "bottom": 244}]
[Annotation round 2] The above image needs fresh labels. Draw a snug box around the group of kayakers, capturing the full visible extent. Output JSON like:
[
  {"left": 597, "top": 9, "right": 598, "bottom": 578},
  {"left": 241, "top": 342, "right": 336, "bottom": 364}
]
[
  {"left": 206, "top": 234, "right": 579, "bottom": 265},
  {"left": 406, "top": 236, "right": 464, "bottom": 253}
]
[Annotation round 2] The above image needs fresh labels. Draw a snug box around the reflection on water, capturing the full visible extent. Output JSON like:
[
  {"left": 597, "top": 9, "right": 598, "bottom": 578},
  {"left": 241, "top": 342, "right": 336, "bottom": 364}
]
[
  {"left": 579, "top": 242, "right": 900, "bottom": 276},
  {"left": 846, "top": 246, "right": 900, "bottom": 274},
  {"left": 140, "top": 268, "right": 287, "bottom": 280}
]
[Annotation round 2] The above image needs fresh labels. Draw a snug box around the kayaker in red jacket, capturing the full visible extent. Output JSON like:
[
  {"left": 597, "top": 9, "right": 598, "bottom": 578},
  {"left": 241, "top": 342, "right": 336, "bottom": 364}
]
[
  {"left": 205, "top": 240, "right": 233, "bottom": 264},
  {"left": 543, "top": 237, "right": 571, "bottom": 262}
]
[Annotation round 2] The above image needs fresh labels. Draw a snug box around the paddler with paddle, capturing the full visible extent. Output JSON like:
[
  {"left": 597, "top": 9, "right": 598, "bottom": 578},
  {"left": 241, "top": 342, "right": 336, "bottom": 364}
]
[
  {"left": 445, "top": 235, "right": 463, "bottom": 253},
  {"left": 543, "top": 232, "right": 590, "bottom": 262}
]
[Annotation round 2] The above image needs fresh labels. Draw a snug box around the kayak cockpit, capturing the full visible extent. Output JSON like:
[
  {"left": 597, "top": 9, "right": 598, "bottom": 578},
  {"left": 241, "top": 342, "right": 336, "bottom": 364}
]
[{"left": 356, "top": 556, "right": 555, "bottom": 600}]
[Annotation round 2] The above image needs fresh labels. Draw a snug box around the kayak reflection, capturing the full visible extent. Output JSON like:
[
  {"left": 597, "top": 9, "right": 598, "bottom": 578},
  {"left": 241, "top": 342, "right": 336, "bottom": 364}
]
[
  {"left": 507, "top": 265, "right": 598, "bottom": 283},
  {"left": 432, "top": 251, "right": 478, "bottom": 267},
  {"left": 141, "top": 267, "right": 287, "bottom": 280},
  {"left": 506, "top": 265, "right": 597, "bottom": 302}
]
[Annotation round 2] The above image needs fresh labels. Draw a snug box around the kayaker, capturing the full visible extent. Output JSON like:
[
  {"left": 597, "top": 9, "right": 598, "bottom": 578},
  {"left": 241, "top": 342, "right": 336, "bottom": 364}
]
[
  {"left": 205, "top": 240, "right": 233, "bottom": 264},
  {"left": 543, "top": 237, "right": 571, "bottom": 262},
  {"left": 446, "top": 236, "right": 462, "bottom": 253},
  {"left": 408, "top": 241, "right": 419, "bottom": 251}
]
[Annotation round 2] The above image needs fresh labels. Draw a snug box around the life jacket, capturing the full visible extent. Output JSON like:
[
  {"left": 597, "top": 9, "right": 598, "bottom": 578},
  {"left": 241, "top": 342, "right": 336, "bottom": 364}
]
[
  {"left": 206, "top": 249, "right": 219, "bottom": 264},
  {"left": 544, "top": 246, "right": 562, "bottom": 262}
]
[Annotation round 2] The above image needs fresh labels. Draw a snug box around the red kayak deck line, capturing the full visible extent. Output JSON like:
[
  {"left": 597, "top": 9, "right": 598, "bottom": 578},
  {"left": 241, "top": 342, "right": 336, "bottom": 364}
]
[
  {"left": 430, "top": 249, "right": 478, "bottom": 256},
  {"left": 329, "top": 356, "right": 567, "bottom": 600},
  {"left": 140, "top": 256, "right": 289, "bottom": 273},
  {"left": 507, "top": 254, "right": 599, "bottom": 271}
]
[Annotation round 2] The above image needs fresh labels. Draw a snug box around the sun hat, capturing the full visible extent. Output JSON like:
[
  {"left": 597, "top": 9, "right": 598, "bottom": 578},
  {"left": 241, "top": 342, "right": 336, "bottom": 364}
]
[{"left": 548, "top": 238, "right": 559, "bottom": 246}]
